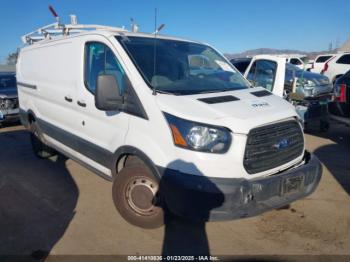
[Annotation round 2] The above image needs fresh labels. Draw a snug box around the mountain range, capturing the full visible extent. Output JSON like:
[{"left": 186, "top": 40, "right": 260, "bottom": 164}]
[{"left": 224, "top": 48, "right": 333, "bottom": 60}]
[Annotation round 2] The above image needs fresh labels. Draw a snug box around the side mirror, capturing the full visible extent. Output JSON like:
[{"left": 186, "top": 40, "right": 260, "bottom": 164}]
[{"left": 95, "top": 74, "right": 123, "bottom": 111}]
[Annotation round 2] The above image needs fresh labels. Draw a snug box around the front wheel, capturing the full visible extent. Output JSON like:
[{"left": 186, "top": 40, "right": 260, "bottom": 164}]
[{"left": 112, "top": 165, "right": 164, "bottom": 229}]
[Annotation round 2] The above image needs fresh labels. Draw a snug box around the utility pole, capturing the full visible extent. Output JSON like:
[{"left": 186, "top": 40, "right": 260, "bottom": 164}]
[
  {"left": 328, "top": 42, "right": 333, "bottom": 52},
  {"left": 335, "top": 37, "right": 340, "bottom": 50}
]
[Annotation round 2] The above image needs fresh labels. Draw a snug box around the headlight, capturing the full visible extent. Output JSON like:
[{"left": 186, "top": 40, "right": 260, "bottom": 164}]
[
  {"left": 304, "top": 80, "right": 316, "bottom": 88},
  {"left": 163, "top": 112, "right": 231, "bottom": 153},
  {"left": 296, "top": 78, "right": 316, "bottom": 89}
]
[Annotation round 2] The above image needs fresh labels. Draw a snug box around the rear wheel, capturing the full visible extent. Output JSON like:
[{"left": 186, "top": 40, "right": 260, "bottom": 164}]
[
  {"left": 112, "top": 163, "right": 164, "bottom": 229},
  {"left": 30, "top": 121, "right": 56, "bottom": 158}
]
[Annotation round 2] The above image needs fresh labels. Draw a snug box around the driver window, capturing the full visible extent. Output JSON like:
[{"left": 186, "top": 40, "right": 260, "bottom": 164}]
[
  {"left": 84, "top": 42, "right": 126, "bottom": 94},
  {"left": 247, "top": 60, "right": 277, "bottom": 91}
]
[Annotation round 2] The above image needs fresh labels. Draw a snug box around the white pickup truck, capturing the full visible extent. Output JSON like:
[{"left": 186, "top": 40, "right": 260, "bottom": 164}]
[{"left": 231, "top": 55, "right": 332, "bottom": 130}]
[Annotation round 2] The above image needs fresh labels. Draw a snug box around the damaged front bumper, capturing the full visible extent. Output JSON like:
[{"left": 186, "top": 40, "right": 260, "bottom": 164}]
[{"left": 158, "top": 151, "right": 322, "bottom": 221}]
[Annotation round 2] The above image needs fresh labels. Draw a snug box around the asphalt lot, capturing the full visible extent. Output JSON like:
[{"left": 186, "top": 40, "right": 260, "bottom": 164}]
[{"left": 0, "top": 122, "right": 349, "bottom": 259}]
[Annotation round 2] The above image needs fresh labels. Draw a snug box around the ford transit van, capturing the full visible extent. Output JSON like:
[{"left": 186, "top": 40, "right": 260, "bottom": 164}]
[{"left": 17, "top": 22, "right": 322, "bottom": 228}]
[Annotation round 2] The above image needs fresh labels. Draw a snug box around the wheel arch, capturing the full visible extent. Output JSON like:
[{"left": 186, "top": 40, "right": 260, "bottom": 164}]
[
  {"left": 112, "top": 146, "right": 162, "bottom": 181},
  {"left": 19, "top": 109, "right": 37, "bottom": 128}
]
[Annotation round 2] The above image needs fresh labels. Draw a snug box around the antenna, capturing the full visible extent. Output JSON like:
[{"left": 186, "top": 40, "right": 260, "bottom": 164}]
[
  {"left": 156, "top": 24, "right": 165, "bottom": 34},
  {"left": 70, "top": 14, "right": 78, "bottom": 25},
  {"left": 152, "top": 8, "right": 158, "bottom": 95},
  {"left": 48, "top": 5, "right": 60, "bottom": 24},
  {"left": 130, "top": 18, "right": 139, "bottom": 33},
  {"left": 152, "top": 8, "right": 166, "bottom": 95}
]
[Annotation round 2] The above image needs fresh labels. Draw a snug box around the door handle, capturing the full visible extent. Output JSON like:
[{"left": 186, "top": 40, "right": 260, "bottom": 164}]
[
  {"left": 77, "top": 100, "right": 86, "bottom": 107},
  {"left": 64, "top": 96, "right": 73, "bottom": 102}
]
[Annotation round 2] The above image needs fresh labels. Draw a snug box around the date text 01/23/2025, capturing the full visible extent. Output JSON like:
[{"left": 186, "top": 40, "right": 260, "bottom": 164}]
[{"left": 127, "top": 255, "right": 220, "bottom": 261}]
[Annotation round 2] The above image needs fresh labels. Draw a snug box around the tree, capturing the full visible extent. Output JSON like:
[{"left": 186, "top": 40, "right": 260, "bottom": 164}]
[{"left": 6, "top": 51, "right": 19, "bottom": 65}]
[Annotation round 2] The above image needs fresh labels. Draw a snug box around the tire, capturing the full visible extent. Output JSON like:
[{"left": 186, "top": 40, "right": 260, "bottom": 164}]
[
  {"left": 112, "top": 165, "right": 164, "bottom": 229},
  {"left": 30, "top": 121, "right": 56, "bottom": 159}
]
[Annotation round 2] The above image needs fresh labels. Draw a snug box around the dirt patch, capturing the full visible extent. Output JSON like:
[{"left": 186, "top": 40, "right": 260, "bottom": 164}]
[{"left": 256, "top": 205, "right": 345, "bottom": 252}]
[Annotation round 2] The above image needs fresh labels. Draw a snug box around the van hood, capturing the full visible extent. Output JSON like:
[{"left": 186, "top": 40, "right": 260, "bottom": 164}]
[{"left": 156, "top": 87, "right": 299, "bottom": 134}]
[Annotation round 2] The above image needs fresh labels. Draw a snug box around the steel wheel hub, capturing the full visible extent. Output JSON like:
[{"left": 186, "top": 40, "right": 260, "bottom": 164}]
[{"left": 126, "top": 177, "right": 158, "bottom": 216}]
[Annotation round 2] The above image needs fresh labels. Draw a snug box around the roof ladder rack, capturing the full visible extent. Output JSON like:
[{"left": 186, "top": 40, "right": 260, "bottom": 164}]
[{"left": 21, "top": 15, "right": 127, "bottom": 45}]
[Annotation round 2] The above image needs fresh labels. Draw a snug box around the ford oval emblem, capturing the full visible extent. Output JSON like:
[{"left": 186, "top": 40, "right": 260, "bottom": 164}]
[{"left": 274, "top": 138, "right": 290, "bottom": 150}]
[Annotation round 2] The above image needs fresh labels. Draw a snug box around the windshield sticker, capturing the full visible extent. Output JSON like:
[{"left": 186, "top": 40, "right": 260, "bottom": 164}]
[{"left": 215, "top": 60, "right": 236, "bottom": 73}]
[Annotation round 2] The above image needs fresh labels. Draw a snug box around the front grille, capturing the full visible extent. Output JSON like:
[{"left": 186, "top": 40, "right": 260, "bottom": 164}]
[
  {"left": 244, "top": 120, "right": 304, "bottom": 174},
  {"left": 0, "top": 98, "right": 18, "bottom": 110}
]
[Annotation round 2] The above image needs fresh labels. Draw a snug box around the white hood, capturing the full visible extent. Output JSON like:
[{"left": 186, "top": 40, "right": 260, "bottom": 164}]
[{"left": 156, "top": 87, "right": 299, "bottom": 134}]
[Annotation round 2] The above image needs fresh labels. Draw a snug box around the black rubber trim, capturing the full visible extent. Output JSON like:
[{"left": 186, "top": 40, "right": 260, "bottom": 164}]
[
  {"left": 112, "top": 146, "right": 161, "bottom": 180},
  {"left": 251, "top": 90, "right": 272, "bottom": 97},
  {"left": 49, "top": 142, "right": 113, "bottom": 182},
  {"left": 17, "top": 82, "right": 37, "bottom": 90},
  {"left": 123, "top": 78, "right": 149, "bottom": 120},
  {"left": 19, "top": 108, "right": 29, "bottom": 128},
  {"left": 36, "top": 118, "right": 113, "bottom": 168},
  {"left": 156, "top": 151, "right": 322, "bottom": 221},
  {"left": 198, "top": 95, "right": 239, "bottom": 104},
  {"left": 83, "top": 41, "right": 148, "bottom": 120},
  {"left": 20, "top": 108, "right": 113, "bottom": 181},
  {"left": 20, "top": 111, "right": 156, "bottom": 181}
]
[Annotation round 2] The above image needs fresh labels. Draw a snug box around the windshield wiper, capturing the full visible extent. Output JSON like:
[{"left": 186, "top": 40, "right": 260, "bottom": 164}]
[
  {"left": 197, "top": 89, "right": 233, "bottom": 94},
  {"left": 154, "top": 89, "right": 180, "bottom": 95}
]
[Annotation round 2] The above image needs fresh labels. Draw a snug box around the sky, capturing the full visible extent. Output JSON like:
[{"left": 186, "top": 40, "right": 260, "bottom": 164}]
[{"left": 0, "top": 0, "right": 349, "bottom": 63}]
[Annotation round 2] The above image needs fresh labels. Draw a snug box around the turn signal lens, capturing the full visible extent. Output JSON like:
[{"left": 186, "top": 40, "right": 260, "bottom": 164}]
[{"left": 169, "top": 124, "right": 187, "bottom": 147}]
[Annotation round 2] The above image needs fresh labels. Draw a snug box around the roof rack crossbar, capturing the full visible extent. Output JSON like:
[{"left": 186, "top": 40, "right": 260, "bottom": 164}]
[{"left": 21, "top": 21, "right": 127, "bottom": 45}]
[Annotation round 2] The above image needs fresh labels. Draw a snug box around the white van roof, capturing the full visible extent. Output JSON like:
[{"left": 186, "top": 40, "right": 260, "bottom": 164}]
[{"left": 21, "top": 21, "right": 200, "bottom": 46}]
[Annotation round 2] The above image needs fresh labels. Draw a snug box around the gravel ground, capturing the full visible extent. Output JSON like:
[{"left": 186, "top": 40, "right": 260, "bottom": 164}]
[{"left": 0, "top": 122, "right": 349, "bottom": 260}]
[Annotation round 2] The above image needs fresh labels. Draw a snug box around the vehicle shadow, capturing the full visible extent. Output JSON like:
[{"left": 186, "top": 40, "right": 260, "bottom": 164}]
[
  {"left": 0, "top": 129, "right": 78, "bottom": 259},
  {"left": 0, "top": 120, "right": 21, "bottom": 129},
  {"left": 309, "top": 122, "right": 350, "bottom": 195},
  {"left": 158, "top": 160, "right": 225, "bottom": 256}
]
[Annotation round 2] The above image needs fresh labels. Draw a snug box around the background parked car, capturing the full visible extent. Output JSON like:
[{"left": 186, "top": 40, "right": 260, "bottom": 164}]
[
  {"left": 231, "top": 56, "right": 333, "bottom": 99},
  {"left": 231, "top": 55, "right": 332, "bottom": 131},
  {"left": 274, "top": 55, "right": 312, "bottom": 71},
  {"left": 304, "top": 60, "right": 314, "bottom": 71},
  {"left": 284, "top": 63, "right": 332, "bottom": 98},
  {"left": 328, "top": 70, "right": 350, "bottom": 125},
  {"left": 321, "top": 52, "right": 350, "bottom": 84},
  {"left": 0, "top": 72, "right": 19, "bottom": 126},
  {"left": 285, "top": 56, "right": 306, "bottom": 70},
  {"left": 310, "top": 54, "right": 335, "bottom": 74}
]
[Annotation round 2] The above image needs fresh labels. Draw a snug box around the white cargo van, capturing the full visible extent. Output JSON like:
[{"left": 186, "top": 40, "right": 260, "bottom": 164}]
[{"left": 17, "top": 21, "right": 322, "bottom": 228}]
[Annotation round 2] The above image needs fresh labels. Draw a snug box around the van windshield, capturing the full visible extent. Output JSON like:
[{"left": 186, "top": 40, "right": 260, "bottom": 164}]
[{"left": 117, "top": 36, "right": 249, "bottom": 95}]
